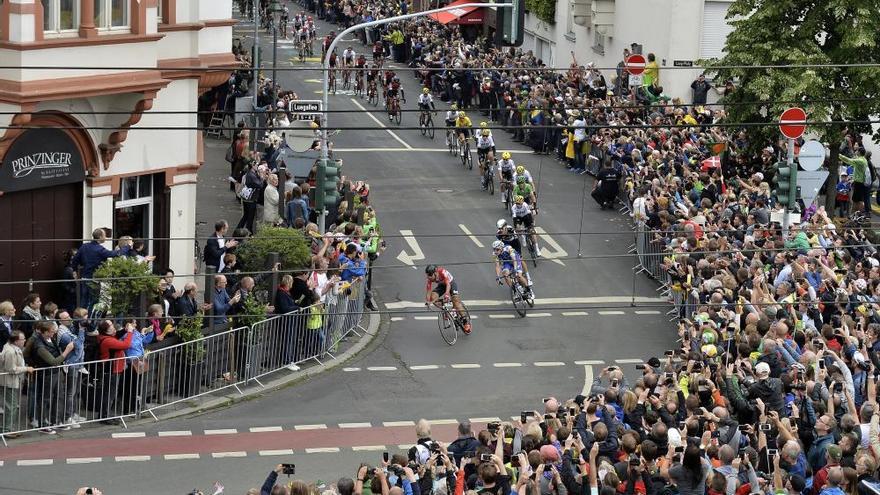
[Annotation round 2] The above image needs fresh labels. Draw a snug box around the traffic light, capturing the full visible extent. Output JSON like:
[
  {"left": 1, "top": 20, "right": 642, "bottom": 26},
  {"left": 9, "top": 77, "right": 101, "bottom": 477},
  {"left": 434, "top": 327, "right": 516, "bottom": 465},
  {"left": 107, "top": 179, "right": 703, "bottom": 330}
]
[
  {"left": 315, "top": 159, "right": 341, "bottom": 213},
  {"left": 495, "top": 0, "right": 525, "bottom": 47},
  {"left": 772, "top": 161, "right": 797, "bottom": 209}
]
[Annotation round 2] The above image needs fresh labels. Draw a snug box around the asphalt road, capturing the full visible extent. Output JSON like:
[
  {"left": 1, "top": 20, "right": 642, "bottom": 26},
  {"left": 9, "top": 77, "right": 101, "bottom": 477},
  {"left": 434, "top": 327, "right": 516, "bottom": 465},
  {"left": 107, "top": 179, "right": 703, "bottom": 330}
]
[{"left": 0, "top": 6, "right": 680, "bottom": 494}]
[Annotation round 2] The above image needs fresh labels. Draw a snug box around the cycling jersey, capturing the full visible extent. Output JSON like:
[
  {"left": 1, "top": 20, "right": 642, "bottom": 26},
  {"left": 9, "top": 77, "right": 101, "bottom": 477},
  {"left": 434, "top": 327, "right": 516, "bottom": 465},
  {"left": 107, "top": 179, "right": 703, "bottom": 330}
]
[
  {"left": 495, "top": 245, "right": 523, "bottom": 273},
  {"left": 342, "top": 50, "right": 355, "bottom": 64},
  {"left": 513, "top": 170, "right": 534, "bottom": 185},
  {"left": 328, "top": 53, "right": 338, "bottom": 67},
  {"left": 445, "top": 110, "right": 457, "bottom": 124},
  {"left": 498, "top": 159, "right": 515, "bottom": 177},
  {"left": 511, "top": 203, "right": 534, "bottom": 229},
  {"left": 418, "top": 94, "right": 434, "bottom": 107},
  {"left": 455, "top": 117, "right": 472, "bottom": 128},
  {"left": 513, "top": 183, "right": 534, "bottom": 199},
  {"left": 476, "top": 135, "right": 495, "bottom": 150},
  {"left": 497, "top": 227, "right": 522, "bottom": 253},
  {"left": 299, "top": 27, "right": 308, "bottom": 39},
  {"left": 426, "top": 267, "right": 455, "bottom": 293},
  {"left": 356, "top": 56, "right": 367, "bottom": 68}
]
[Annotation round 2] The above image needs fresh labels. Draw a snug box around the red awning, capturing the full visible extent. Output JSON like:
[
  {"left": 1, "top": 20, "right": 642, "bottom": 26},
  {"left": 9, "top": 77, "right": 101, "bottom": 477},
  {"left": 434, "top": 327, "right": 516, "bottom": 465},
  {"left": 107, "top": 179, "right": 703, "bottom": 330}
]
[{"left": 430, "top": 0, "right": 485, "bottom": 24}]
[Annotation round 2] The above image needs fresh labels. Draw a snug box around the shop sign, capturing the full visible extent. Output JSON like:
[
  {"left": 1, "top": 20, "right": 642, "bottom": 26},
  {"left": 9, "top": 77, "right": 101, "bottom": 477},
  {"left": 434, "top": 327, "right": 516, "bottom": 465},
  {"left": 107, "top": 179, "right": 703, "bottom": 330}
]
[{"left": 1, "top": 128, "right": 85, "bottom": 193}]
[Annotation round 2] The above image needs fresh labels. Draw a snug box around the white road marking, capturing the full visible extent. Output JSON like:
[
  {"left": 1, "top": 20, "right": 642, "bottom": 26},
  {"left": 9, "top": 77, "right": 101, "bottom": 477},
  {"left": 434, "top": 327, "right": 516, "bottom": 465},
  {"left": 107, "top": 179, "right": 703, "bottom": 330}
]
[
  {"left": 493, "top": 362, "right": 523, "bottom": 367},
  {"left": 634, "top": 310, "right": 662, "bottom": 315},
  {"left": 260, "top": 449, "right": 295, "bottom": 456},
  {"left": 526, "top": 312, "right": 553, "bottom": 318},
  {"left": 115, "top": 455, "right": 151, "bottom": 462},
  {"left": 450, "top": 363, "right": 480, "bottom": 369},
  {"left": 352, "top": 445, "right": 387, "bottom": 451},
  {"left": 339, "top": 422, "right": 373, "bottom": 428},
  {"left": 458, "top": 224, "right": 485, "bottom": 248},
  {"left": 391, "top": 317, "right": 404, "bottom": 322},
  {"left": 562, "top": 311, "right": 589, "bottom": 316},
  {"left": 615, "top": 358, "right": 644, "bottom": 364},
  {"left": 413, "top": 316, "right": 435, "bottom": 320},
  {"left": 205, "top": 429, "right": 238, "bottom": 435},
  {"left": 212, "top": 451, "right": 247, "bottom": 458},
  {"left": 333, "top": 148, "right": 539, "bottom": 154},
  {"left": 469, "top": 417, "right": 502, "bottom": 423},
  {"left": 164, "top": 453, "right": 201, "bottom": 460},
  {"left": 427, "top": 419, "right": 459, "bottom": 425},
  {"left": 534, "top": 361, "right": 566, "bottom": 367},
  {"left": 409, "top": 365, "right": 440, "bottom": 370},
  {"left": 350, "top": 98, "right": 412, "bottom": 149},
  {"left": 488, "top": 314, "right": 515, "bottom": 319},
  {"left": 343, "top": 367, "right": 362, "bottom": 372},
  {"left": 582, "top": 364, "right": 594, "bottom": 396},
  {"left": 66, "top": 457, "right": 102, "bottom": 464},
  {"left": 597, "top": 311, "right": 625, "bottom": 315},
  {"left": 250, "top": 426, "right": 283, "bottom": 433},
  {"left": 383, "top": 421, "right": 415, "bottom": 427},
  {"left": 305, "top": 447, "right": 341, "bottom": 453},
  {"left": 366, "top": 366, "right": 397, "bottom": 371},
  {"left": 574, "top": 360, "right": 606, "bottom": 365},
  {"left": 17, "top": 459, "right": 53, "bottom": 466},
  {"left": 111, "top": 432, "right": 146, "bottom": 438},
  {"left": 158, "top": 431, "right": 192, "bottom": 437},
  {"left": 534, "top": 227, "right": 568, "bottom": 266},
  {"left": 294, "top": 424, "right": 327, "bottom": 430},
  {"left": 396, "top": 229, "right": 425, "bottom": 266},
  {"left": 385, "top": 296, "right": 664, "bottom": 309}
]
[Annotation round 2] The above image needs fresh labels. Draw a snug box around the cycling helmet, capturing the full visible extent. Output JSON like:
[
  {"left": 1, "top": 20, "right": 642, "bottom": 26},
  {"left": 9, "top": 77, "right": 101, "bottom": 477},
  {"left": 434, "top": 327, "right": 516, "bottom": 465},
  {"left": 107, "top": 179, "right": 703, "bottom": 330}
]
[
  {"left": 422, "top": 87, "right": 430, "bottom": 94},
  {"left": 450, "top": 103, "right": 458, "bottom": 110},
  {"left": 393, "top": 76, "right": 400, "bottom": 82},
  {"left": 492, "top": 240, "right": 504, "bottom": 250},
  {"left": 496, "top": 219, "right": 507, "bottom": 229},
  {"left": 457, "top": 111, "right": 466, "bottom": 118},
  {"left": 501, "top": 152, "right": 511, "bottom": 160},
  {"left": 425, "top": 265, "right": 437, "bottom": 276},
  {"left": 481, "top": 129, "right": 490, "bottom": 136},
  {"left": 480, "top": 121, "right": 488, "bottom": 128},
  {"left": 516, "top": 175, "right": 526, "bottom": 183},
  {"left": 516, "top": 165, "right": 525, "bottom": 174},
  {"left": 514, "top": 195, "right": 524, "bottom": 204}
]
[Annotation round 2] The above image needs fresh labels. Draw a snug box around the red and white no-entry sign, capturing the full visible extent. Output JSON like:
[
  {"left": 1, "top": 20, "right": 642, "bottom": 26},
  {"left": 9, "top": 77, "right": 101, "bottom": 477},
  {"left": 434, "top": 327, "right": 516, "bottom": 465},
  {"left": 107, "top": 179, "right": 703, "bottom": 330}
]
[
  {"left": 779, "top": 107, "right": 807, "bottom": 139},
  {"left": 625, "top": 54, "right": 646, "bottom": 75}
]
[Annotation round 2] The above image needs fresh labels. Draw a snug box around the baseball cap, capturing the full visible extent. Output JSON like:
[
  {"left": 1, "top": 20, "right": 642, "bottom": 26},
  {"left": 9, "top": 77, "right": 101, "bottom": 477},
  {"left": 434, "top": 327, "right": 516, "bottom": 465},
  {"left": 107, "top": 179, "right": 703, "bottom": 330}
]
[
  {"left": 755, "top": 362, "right": 770, "bottom": 377},
  {"left": 826, "top": 444, "right": 842, "bottom": 461}
]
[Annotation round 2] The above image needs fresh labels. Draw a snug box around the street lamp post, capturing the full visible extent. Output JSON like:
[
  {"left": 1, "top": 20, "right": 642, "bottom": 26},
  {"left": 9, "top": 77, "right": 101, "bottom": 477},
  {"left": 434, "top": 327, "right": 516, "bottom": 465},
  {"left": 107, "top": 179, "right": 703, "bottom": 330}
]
[{"left": 270, "top": 0, "right": 283, "bottom": 109}]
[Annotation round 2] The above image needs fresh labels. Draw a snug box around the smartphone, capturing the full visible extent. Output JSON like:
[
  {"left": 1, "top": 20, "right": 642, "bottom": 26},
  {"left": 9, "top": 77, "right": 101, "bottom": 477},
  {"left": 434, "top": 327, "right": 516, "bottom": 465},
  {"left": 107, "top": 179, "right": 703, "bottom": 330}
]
[
  {"left": 834, "top": 383, "right": 843, "bottom": 393},
  {"left": 665, "top": 350, "right": 675, "bottom": 356},
  {"left": 480, "top": 454, "right": 493, "bottom": 462},
  {"left": 759, "top": 423, "right": 771, "bottom": 431},
  {"left": 383, "top": 452, "right": 389, "bottom": 463},
  {"left": 629, "top": 456, "right": 641, "bottom": 466},
  {"left": 569, "top": 407, "right": 576, "bottom": 416},
  {"left": 544, "top": 414, "right": 554, "bottom": 420},
  {"left": 674, "top": 446, "right": 684, "bottom": 453},
  {"left": 282, "top": 463, "right": 296, "bottom": 475},
  {"left": 488, "top": 421, "right": 501, "bottom": 432},
  {"left": 463, "top": 451, "right": 476, "bottom": 459},
  {"left": 766, "top": 449, "right": 778, "bottom": 457},
  {"left": 511, "top": 455, "right": 521, "bottom": 468},
  {"left": 611, "top": 379, "right": 620, "bottom": 387},
  {"left": 711, "top": 430, "right": 720, "bottom": 438},
  {"left": 818, "top": 360, "right": 826, "bottom": 370},
  {"left": 678, "top": 421, "right": 686, "bottom": 430},
  {"left": 738, "top": 424, "right": 750, "bottom": 432},
  {"left": 635, "top": 364, "right": 646, "bottom": 370},
  {"left": 521, "top": 411, "right": 534, "bottom": 423}
]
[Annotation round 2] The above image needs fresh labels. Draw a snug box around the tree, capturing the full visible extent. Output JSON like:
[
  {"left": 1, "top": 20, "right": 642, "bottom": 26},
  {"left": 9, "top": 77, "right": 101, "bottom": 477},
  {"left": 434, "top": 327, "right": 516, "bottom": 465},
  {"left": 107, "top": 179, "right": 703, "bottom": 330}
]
[
  {"left": 703, "top": 0, "right": 880, "bottom": 211},
  {"left": 93, "top": 256, "right": 159, "bottom": 317}
]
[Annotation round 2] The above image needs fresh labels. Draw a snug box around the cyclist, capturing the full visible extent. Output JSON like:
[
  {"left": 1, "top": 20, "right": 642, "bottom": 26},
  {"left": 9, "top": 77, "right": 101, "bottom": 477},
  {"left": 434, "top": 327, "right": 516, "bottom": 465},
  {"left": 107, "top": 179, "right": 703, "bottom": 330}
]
[
  {"left": 424, "top": 265, "right": 471, "bottom": 333},
  {"left": 385, "top": 75, "right": 404, "bottom": 120},
  {"left": 342, "top": 46, "right": 356, "bottom": 85},
  {"left": 444, "top": 104, "right": 459, "bottom": 146},
  {"left": 496, "top": 219, "right": 533, "bottom": 288},
  {"left": 366, "top": 63, "right": 380, "bottom": 95},
  {"left": 513, "top": 165, "right": 535, "bottom": 191},
  {"left": 454, "top": 111, "right": 473, "bottom": 153},
  {"left": 418, "top": 88, "right": 436, "bottom": 122},
  {"left": 321, "top": 32, "right": 334, "bottom": 60},
  {"left": 327, "top": 49, "right": 338, "bottom": 88},
  {"left": 372, "top": 40, "right": 384, "bottom": 65},
  {"left": 280, "top": 6, "right": 290, "bottom": 38},
  {"left": 475, "top": 128, "right": 496, "bottom": 189},
  {"left": 307, "top": 17, "right": 316, "bottom": 43},
  {"left": 513, "top": 175, "right": 536, "bottom": 207},
  {"left": 497, "top": 152, "right": 515, "bottom": 204},
  {"left": 511, "top": 195, "right": 541, "bottom": 257},
  {"left": 479, "top": 121, "right": 494, "bottom": 139},
  {"left": 492, "top": 240, "right": 533, "bottom": 300},
  {"left": 297, "top": 24, "right": 310, "bottom": 55}
]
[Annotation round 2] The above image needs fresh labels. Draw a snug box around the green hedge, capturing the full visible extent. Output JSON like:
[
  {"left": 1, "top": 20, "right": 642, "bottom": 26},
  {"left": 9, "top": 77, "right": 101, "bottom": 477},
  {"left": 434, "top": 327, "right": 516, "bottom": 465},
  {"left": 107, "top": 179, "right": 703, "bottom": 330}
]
[{"left": 526, "top": 0, "right": 556, "bottom": 24}]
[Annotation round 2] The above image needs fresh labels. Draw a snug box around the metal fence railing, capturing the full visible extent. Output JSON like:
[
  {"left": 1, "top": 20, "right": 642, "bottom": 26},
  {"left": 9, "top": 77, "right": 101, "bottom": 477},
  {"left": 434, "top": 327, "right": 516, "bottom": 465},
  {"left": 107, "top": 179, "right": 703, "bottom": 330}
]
[{"left": 0, "top": 280, "right": 366, "bottom": 443}]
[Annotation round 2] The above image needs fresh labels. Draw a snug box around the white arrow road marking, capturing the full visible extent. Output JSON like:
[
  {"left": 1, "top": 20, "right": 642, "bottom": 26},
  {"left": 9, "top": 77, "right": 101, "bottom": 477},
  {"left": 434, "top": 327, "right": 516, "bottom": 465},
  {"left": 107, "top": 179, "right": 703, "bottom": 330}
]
[
  {"left": 534, "top": 227, "right": 567, "bottom": 266},
  {"left": 350, "top": 98, "right": 412, "bottom": 149},
  {"left": 396, "top": 230, "right": 425, "bottom": 267},
  {"left": 459, "top": 224, "right": 485, "bottom": 248},
  {"left": 582, "top": 364, "right": 593, "bottom": 396}
]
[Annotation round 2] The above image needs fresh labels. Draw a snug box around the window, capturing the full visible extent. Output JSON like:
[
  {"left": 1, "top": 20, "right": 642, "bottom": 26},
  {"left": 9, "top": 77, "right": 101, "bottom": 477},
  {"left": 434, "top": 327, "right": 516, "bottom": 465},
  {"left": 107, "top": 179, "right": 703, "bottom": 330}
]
[
  {"left": 115, "top": 176, "right": 153, "bottom": 254},
  {"left": 592, "top": 29, "right": 605, "bottom": 55},
  {"left": 157, "top": 0, "right": 163, "bottom": 21},
  {"left": 42, "top": 0, "right": 79, "bottom": 34},
  {"left": 94, "top": 0, "right": 129, "bottom": 30}
]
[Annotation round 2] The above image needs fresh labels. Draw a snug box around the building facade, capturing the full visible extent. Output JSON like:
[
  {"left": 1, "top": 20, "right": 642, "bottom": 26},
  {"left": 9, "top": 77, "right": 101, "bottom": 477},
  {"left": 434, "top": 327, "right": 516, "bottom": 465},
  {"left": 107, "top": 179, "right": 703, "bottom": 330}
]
[
  {"left": 0, "top": 0, "right": 235, "bottom": 304},
  {"left": 521, "top": 0, "right": 735, "bottom": 102}
]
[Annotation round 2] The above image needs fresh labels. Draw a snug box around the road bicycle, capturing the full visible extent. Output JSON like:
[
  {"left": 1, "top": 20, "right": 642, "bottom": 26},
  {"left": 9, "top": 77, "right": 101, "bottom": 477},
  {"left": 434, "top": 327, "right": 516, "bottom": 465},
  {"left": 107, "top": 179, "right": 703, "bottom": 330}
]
[
  {"left": 514, "top": 219, "right": 539, "bottom": 267},
  {"left": 497, "top": 273, "right": 533, "bottom": 317},
  {"left": 482, "top": 162, "right": 495, "bottom": 195},
  {"left": 297, "top": 39, "right": 307, "bottom": 63},
  {"left": 446, "top": 128, "right": 459, "bottom": 156},
  {"left": 367, "top": 79, "right": 378, "bottom": 106},
  {"left": 477, "top": 149, "right": 493, "bottom": 193},
  {"left": 354, "top": 70, "right": 365, "bottom": 97},
  {"left": 386, "top": 95, "right": 402, "bottom": 125},
  {"left": 342, "top": 67, "right": 352, "bottom": 91},
  {"left": 419, "top": 110, "right": 435, "bottom": 139},
  {"left": 328, "top": 69, "right": 336, "bottom": 95},
  {"left": 429, "top": 300, "right": 471, "bottom": 346},
  {"left": 457, "top": 134, "right": 473, "bottom": 169},
  {"left": 500, "top": 179, "right": 513, "bottom": 209}
]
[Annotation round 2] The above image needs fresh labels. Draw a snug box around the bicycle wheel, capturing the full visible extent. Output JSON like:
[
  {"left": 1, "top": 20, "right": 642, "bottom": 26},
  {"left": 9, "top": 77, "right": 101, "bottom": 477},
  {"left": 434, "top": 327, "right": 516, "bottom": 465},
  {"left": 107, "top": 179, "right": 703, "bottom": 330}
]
[
  {"left": 510, "top": 283, "right": 527, "bottom": 317},
  {"left": 527, "top": 234, "right": 538, "bottom": 267},
  {"left": 420, "top": 114, "right": 427, "bottom": 136},
  {"left": 466, "top": 147, "right": 473, "bottom": 170},
  {"left": 459, "top": 144, "right": 468, "bottom": 168},
  {"left": 487, "top": 171, "right": 494, "bottom": 195},
  {"left": 437, "top": 308, "right": 458, "bottom": 346},
  {"left": 427, "top": 117, "right": 435, "bottom": 139},
  {"left": 394, "top": 107, "right": 402, "bottom": 125}
]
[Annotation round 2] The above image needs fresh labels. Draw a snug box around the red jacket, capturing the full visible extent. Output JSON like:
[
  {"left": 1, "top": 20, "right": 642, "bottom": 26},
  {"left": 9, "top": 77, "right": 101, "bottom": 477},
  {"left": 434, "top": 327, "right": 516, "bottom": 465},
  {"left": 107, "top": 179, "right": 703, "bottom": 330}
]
[{"left": 98, "top": 331, "right": 134, "bottom": 374}]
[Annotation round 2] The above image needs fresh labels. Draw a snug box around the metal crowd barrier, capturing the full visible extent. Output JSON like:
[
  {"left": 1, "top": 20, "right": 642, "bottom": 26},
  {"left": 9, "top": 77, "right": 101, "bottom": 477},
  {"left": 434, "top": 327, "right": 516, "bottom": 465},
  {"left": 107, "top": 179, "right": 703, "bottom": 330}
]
[{"left": 0, "top": 280, "right": 366, "bottom": 443}]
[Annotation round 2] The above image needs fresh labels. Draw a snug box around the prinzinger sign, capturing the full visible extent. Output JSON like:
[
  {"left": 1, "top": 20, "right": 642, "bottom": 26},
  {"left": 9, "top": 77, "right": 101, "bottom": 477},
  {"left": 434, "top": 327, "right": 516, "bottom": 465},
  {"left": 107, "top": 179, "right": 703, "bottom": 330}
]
[
  {"left": 1, "top": 128, "right": 85, "bottom": 193},
  {"left": 11, "top": 151, "right": 74, "bottom": 179}
]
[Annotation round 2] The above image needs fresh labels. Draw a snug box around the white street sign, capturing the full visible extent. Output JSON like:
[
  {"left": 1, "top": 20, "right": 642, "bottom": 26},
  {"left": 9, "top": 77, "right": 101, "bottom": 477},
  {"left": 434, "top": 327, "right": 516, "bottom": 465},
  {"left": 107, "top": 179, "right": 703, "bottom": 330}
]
[
  {"left": 628, "top": 74, "right": 643, "bottom": 87},
  {"left": 798, "top": 140, "right": 826, "bottom": 172},
  {"left": 797, "top": 170, "right": 830, "bottom": 207}
]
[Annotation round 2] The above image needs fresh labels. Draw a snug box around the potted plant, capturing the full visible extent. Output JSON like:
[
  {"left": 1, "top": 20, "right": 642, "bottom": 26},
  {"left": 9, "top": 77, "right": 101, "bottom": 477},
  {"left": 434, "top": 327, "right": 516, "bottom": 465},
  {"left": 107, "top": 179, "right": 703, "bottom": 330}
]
[
  {"left": 93, "top": 256, "right": 160, "bottom": 318},
  {"left": 176, "top": 313, "right": 205, "bottom": 396}
]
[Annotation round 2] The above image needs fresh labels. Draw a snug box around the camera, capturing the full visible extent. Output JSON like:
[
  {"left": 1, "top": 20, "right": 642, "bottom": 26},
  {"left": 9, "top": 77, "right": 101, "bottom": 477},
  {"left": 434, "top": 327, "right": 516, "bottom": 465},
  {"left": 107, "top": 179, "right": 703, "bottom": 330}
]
[
  {"left": 766, "top": 449, "right": 778, "bottom": 457},
  {"left": 520, "top": 411, "right": 535, "bottom": 423},
  {"left": 635, "top": 364, "right": 646, "bottom": 370},
  {"left": 610, "top": 379, "right": 619, "bottom": 388},
  {"left": 759, "top": 423, "right": 771, "bottom": 431},
  {"left": 480, "top": 454, "right": 493, "bottom": 462},
  {"left": 511, "top": 453, "right": 522, "bottom": 467},
  {"left": 544, "top": 414, "right": 554, "bottom": 420},
  {"left": 834, "top": 383, "right": 843, "bottom": 393},
  {"left": 282, "top": 463, "right": 296, "bottom": 475},
  {"left": 629, "top": 455, "right": 640, "bottom": 466},
  {"left": 711, "top": 430, "right": 720, "bottom": 438},
  {"left": 487, "top": 422, "right": 501, "bottom": 433}
]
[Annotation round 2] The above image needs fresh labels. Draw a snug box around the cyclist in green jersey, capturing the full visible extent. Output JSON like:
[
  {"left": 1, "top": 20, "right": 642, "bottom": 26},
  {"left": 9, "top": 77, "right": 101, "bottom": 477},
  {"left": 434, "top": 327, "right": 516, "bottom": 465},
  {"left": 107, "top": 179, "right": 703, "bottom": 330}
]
[{"left": 513, "top": 175, "right": 536, "bottom": 208}]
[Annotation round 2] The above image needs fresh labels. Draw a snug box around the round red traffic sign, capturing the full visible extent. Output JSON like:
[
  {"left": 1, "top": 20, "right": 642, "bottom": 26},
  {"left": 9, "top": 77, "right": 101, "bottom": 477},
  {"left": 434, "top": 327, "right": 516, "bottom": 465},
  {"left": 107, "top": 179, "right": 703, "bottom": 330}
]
[
  {"left": 779, "top": 107, "right": 807, "bottom": 139},
  {"left": 625, "top": 54, "right": 647, "bottom": 76}
]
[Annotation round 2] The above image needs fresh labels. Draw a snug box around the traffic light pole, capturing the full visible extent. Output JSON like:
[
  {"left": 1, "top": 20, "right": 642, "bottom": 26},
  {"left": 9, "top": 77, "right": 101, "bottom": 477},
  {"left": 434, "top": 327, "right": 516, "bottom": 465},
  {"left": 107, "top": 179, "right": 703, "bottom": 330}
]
[
  {"left": 318, "top": 2, "right": 513, "bottom": 232},
  {"left": 783, "top": 138, "right": 795, "bottom": 233}
]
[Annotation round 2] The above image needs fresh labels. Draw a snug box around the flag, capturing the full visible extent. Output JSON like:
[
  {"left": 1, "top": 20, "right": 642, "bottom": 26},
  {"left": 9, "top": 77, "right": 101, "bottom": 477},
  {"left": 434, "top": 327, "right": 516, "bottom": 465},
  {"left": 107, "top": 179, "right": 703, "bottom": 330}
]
[
  {"left": 701, "top": 156, "right": 721, "bottom": 171},
  {"left": 707, "top": 141, "right": 728, "bottom": 156}
]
